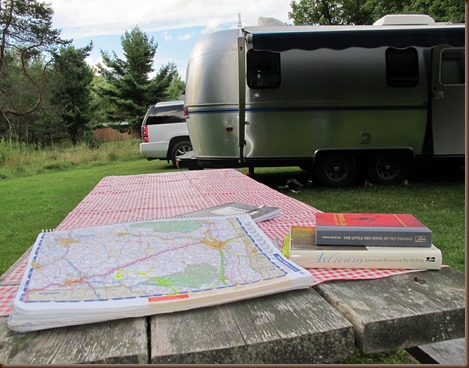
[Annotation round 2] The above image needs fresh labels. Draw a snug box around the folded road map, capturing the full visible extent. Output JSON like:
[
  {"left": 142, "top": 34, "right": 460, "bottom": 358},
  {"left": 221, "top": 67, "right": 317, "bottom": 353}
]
[{"left": 8, "top": 215, "right": 313, "bottom": 332}]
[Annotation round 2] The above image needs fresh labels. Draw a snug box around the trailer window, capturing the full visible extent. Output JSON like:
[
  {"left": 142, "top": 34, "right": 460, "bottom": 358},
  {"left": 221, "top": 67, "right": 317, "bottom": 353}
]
[
  {"left": 386, "top": 48, "right": 419, "bottom": 87},
  {"left": 247, "top": 50, "right": 280, "bottom": 89},
  {"left": 441, "top": 49, "right": 464, "bottom": 85}
]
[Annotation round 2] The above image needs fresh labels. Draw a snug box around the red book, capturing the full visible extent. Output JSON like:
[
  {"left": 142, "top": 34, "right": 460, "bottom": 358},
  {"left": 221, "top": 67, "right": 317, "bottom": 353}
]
[{"left": 316, "top": 213, "right": 432, "bottom": 247}]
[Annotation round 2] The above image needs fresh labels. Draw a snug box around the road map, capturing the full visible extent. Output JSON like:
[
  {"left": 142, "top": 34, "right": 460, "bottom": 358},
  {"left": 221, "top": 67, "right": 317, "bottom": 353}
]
[{"left": 9, "top": 215, "right": 313, "bottom": 331}]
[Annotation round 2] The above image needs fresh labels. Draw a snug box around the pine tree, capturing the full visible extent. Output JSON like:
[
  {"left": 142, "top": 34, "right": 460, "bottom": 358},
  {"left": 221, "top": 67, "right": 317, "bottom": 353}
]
[
  {"left": 52, "top": 44, "right": 94, "bottom": 144},
  {"left": 96, "top": 26, "right": 181, "bottom": 132}
]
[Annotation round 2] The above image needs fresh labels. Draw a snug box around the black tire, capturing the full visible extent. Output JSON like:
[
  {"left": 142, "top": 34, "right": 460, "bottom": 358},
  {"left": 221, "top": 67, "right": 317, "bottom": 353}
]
[
  {"left": 170, "top": 140, "right": 192, "bottom": 168},
  {"left": 367, "top": 152, "right": 408, "bottom": 185},
  {"left": 314, "top": 152, "right": 357, "bottom": 187}
]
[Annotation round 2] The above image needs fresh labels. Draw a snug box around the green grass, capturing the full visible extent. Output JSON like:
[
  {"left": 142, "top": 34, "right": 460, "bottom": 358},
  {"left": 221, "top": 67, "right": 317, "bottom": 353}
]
[
  {"left": 0, "top": 147, "right": 179, "bottom": 274},
  {"left": 0, "top": 139, "right": 143, "bottom": 179},
  {"left": 1, "top": 147, "right": 464, "bottom": 275},
  {"left": 251, "top": 166, "right": 465, "bottom": 272},
  {"left": 0, "top": 141, "right": 465, "bottom": 365}
]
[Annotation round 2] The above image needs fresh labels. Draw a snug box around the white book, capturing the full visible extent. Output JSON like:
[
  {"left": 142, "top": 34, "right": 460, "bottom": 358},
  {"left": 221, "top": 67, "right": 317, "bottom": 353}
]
[
  {"left": 8, "top": 215, "right": 312, "bottom": 332},
  {"left": 285, "top": 226, "right": 442, "bottom": 270}
]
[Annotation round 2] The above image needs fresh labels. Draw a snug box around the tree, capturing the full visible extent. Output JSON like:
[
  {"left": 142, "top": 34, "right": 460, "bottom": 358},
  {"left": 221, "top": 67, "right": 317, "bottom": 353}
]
[
  {"left": 89, "top": 75, "right": 114, "bottom": 128},
  {"left": 289, "top": 0, "right": 376, "bottom": 25},
  {"left": 96, "top": 26, "right": 156, "bottom": 132},
  {"left": 288, "top": 0, "right": 464, "bottom": 25},
  {"left": 51, "top": 44, "right": 94, "bottom": 144},
  {"left": 403, "top": 0, "right": 464, "bottom": 23},
  {"left": 165, "top": 73, "right": 186, "bottom": 101},
  {"left": 0, "top": 0, "right": 68, "bottom": 124},
  {"left": 96, "top": 26, "right": 183, "bottom": 132},
  {"left": 148, "top": 62, "right": 183, "bottom": 101}
]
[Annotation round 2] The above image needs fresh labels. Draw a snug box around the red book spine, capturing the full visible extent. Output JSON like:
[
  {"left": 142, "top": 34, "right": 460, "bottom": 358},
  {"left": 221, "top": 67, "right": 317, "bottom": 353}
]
[{"left": 316, "top": 213, "right": 432, "bottom": 247}]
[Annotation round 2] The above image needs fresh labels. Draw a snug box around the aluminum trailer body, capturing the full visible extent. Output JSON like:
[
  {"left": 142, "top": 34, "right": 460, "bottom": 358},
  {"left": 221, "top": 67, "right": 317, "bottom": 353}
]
[{"left": 184, "top": 15, "right": 464, "bottom": 185}]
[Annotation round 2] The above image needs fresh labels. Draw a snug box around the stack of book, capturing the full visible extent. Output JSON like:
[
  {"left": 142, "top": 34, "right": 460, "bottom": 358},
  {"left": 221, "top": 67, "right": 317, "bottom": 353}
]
[{"left": 285, "top": 213, "right": 442, "bottom": 270}]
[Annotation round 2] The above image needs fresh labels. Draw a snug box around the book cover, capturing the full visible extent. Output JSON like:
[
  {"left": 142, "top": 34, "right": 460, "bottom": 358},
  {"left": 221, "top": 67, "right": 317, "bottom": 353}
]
[
  {"left": 285, "top": 226, "right": 442, "bottom": 270},
  {"left": 178, "top": 202, "right": 281, "bottom": 223},
  {"left": 316, "top": 213, "right": 432, "bottom": 247}
]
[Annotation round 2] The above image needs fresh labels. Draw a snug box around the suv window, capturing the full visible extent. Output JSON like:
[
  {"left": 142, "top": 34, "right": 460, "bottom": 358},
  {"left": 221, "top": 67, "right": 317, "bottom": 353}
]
[{"left": 144, "top": 105, "right": 185, "bottom": 126}]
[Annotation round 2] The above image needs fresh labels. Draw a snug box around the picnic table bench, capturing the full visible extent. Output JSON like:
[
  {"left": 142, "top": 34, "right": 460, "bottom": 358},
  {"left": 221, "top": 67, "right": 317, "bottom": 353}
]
[{"left": 0, "top": 169, "right": 465, "bottom": 364}]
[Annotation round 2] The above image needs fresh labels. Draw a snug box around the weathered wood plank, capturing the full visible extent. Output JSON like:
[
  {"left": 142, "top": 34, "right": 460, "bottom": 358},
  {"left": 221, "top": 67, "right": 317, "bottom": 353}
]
[
  {"left": 314, "top": 267, "right": 465, "bottom": 354},
  {"left": 229, "top": 288, "right": 355, "bottom": 363},
  {"left": 150, "top": 289, "right": 354, "bottom": 364},
  {"left": 407, "top": 338, "right": 466, "bottom": 364},
  {"left": 0, "top": 317, "right": 148, "bottom": 364}
]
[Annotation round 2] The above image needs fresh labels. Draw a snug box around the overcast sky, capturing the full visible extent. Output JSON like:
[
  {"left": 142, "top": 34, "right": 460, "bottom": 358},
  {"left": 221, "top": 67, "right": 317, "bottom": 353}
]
[{"left": 49, "top": 0, "right": 293, "bottom": 78}]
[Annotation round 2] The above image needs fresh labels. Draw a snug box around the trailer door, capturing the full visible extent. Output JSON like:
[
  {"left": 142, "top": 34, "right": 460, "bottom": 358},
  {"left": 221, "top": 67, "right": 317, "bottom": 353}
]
[{"left": 431, "top": 46, "right": 465, "bottom": 156}]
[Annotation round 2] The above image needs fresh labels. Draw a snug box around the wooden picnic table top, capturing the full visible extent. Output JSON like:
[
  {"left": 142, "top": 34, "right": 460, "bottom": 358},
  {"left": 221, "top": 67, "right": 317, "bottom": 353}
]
[
  {"left": 0, "top": 169, "right": 465, "bottom": 364},
  {"left": 0, "top": 267, "right": 464, "bottom": 364}
]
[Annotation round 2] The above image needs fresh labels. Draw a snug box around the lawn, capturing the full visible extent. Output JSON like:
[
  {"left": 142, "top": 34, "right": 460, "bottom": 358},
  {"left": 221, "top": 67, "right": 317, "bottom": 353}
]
[
  {"left": 251, "top": 164, "right": 465, "bottom": 272},
  {"left": 1, "top": 152, "right": 464, "bottom": 276},
  {"left": 0, "top": 141, "right": 465, "bottom": 365}
]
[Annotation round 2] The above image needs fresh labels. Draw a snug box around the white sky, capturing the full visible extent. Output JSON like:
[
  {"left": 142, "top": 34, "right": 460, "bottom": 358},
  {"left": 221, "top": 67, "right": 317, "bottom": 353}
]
[{"left": 48, "top": 0, "right": 294, "bottom": 78}]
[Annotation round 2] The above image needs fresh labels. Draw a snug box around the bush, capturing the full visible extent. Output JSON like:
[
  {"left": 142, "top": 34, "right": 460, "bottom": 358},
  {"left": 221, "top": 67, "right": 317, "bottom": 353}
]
[{"left": 0, "top": 139, "right": 141, "bottom": 179}]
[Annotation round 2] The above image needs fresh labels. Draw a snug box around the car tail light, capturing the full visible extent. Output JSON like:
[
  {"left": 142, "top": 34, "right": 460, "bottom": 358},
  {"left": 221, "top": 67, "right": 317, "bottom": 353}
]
[
  {"left": 143, "top": 126, "right": 149, "bottom": 142},
  {"left": 184, "top": 107, "right": 189, "bottom": 118}
]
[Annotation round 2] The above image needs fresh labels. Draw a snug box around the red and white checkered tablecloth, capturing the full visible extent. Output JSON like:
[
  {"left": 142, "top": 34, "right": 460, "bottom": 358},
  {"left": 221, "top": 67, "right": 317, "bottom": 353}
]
[{"left": 0, "top": 169, "right": 420, "bottom": 317}]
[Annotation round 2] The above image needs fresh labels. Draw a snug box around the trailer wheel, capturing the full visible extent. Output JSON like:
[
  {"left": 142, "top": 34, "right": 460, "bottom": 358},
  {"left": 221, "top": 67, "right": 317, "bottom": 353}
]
[
  {"left": 367, "top": 152, "right": 408, "bottom": 185},
  {"left": 170, "top": 140, "right": 192, "bottom": 168},
  {"left": 315, "top": 152, "right": 357, "bottom": 187}
]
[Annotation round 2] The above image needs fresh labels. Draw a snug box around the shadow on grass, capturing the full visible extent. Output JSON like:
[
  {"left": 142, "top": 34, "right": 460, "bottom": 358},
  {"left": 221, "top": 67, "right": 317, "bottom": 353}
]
[{"left": 243, "top": 158, "right": 464, "bottom": 189}]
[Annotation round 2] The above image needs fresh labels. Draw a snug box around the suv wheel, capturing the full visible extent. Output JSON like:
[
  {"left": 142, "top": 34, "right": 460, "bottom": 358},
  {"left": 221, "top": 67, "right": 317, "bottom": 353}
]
[{"left": 170, "top": 140, "right": 192, "bottom": 167}]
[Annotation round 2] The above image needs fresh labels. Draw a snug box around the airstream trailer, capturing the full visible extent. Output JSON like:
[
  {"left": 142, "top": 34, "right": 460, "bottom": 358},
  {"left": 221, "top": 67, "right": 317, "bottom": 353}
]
[{"left": 183, "top": 15, "right": 465, "bottom": 186}]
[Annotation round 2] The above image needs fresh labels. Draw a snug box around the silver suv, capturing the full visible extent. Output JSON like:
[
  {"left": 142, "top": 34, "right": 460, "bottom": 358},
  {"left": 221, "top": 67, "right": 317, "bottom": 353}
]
[{"left": 139, "top": 100, "right": 192, "bottom": 167}]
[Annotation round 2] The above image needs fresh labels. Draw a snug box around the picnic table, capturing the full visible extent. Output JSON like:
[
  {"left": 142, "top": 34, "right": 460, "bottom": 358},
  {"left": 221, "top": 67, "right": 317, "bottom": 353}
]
[{"left": 0, "top": 169, "right": 465, "bottom": 364}]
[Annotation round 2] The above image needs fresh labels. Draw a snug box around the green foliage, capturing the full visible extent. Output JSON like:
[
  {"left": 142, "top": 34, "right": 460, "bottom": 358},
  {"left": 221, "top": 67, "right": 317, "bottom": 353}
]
[
  {"left": 0, "top": 155, "right": 166, "bottom": 275},
  {"left": 84, "top": 134, "right": 101, "bottom": 150},
  {"left": 28, "top": 107, "right": 69, "bottom": 145},
  {"left": 0, "top": 139, "right": 142, "bottom": 179},
  {"left": 289, "top": 0, "right": 371, "bottom": 25},
  {"left": 288, "top": 0, "right": 465, "bottom": 25},
  {"left": 89, "top": 76, "right": 115, "bottom": 127},
  {"left": 96, "top": 26, "right": 156, "bottom": 131},
  {"left": 51, "top": 44, "right": 94, "bottom": 144},
  {"left": 0, "top": 53, "right": 51, "bottom": 141},
  {"left": 406, "top": 0, "right": 465, "bottom": 23},
  {"left": 149, "top": 62, "right": 182, "bottom": 102},
  {"left": 251, "top": 166, "right": 465, "bottom": 273},
  {"left": 0, "top": 157, "right": 463, "bottom": 365},
  {"left": 0, "top": 2, "right": 183, "bottom": 147},
  {"left": 165, "top": 74, "right": 186, "bottom": 101},
  {"left": 0, "top": 0, "right": 68, "bottom": 123},
  {"left": 343, "top": 348, "right": 418, "bottom": 364},
  {"left": 0, "top": 0, "right": 65, "bottom": 58},
  {"left": 95, "top": 26, "right": 184, "bottom": 132}
]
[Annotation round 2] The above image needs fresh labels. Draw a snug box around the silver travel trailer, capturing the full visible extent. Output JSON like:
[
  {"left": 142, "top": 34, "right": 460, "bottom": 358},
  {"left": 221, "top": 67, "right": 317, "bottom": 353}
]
[{"left": 183, "top": 15, "right": 465, "bottom": 186}]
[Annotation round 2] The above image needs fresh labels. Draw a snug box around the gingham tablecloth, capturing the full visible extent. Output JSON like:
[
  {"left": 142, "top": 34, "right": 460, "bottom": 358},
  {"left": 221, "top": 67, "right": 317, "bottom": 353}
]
[{"left": 0, "top": 169, "right": 419, "bottom": 317}]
